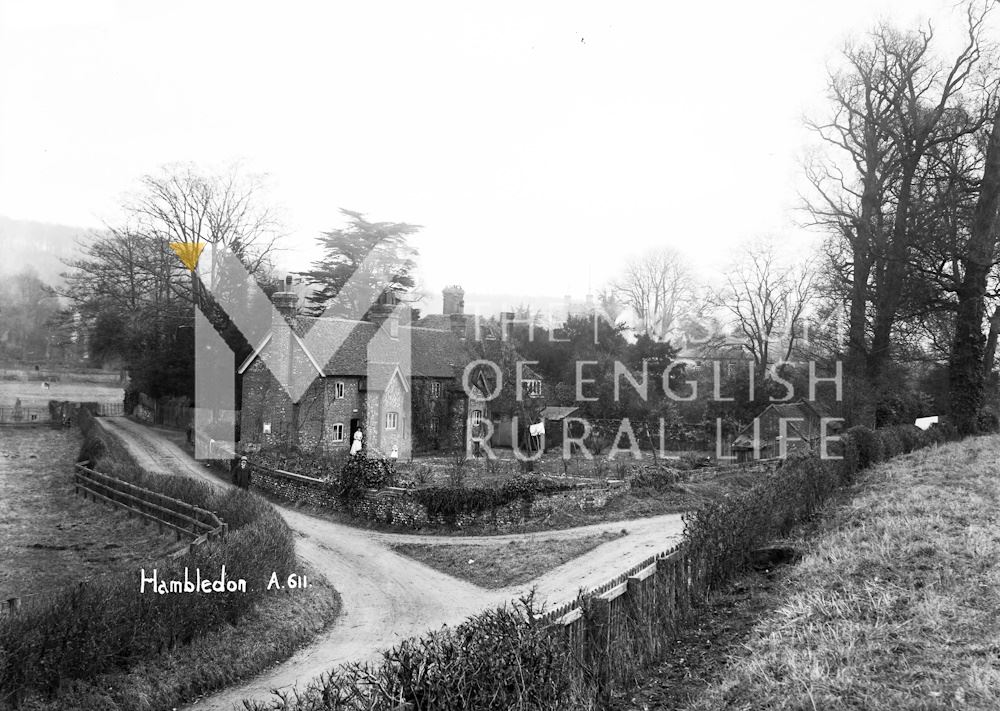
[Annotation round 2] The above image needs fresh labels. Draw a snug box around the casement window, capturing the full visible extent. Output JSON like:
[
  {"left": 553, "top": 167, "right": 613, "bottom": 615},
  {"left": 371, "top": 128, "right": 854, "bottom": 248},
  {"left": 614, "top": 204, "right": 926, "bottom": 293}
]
[
  {"left": 472, "top": 409, "right": 482, "bottom": 426},
  {"left": 331, "top": 423, "right": 344, "bottom": 441},
  {"left": 524, "top": 379, "right": 542, "bottom": 397},
  {"left": 334, "top": 381, "right": 345, "bottom": 399},
  {"left": 386, "top": 412, "right": 398, "bottom": 430},
  {"left": 430, "top": 381, "right": 441, "bottom": 398},
  {"left": 430, "top": 416, "right": 440, "bottom": 433}
]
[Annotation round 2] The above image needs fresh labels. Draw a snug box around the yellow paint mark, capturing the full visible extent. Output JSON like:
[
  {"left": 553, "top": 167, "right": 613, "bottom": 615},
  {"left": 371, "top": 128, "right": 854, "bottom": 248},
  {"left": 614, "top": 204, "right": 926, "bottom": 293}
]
[{"left": 169, "top": 242, "right": 206, "bottom": 271}]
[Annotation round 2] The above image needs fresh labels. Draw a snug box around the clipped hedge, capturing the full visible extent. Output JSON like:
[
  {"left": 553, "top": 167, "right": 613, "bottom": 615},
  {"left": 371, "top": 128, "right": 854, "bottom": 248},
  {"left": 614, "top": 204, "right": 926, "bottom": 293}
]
[
  {"left": 0, "top": 410, "right": 297, "bottom": 707},
  {"left": 683, "top": 422, "right": 958, "bottom": 594}
]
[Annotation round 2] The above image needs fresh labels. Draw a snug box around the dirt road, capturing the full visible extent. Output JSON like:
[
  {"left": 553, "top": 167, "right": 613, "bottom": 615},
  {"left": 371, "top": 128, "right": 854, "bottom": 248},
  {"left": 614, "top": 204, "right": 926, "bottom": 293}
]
[{"left": 97, "top": 417, "right": 685, "bottom": 710}]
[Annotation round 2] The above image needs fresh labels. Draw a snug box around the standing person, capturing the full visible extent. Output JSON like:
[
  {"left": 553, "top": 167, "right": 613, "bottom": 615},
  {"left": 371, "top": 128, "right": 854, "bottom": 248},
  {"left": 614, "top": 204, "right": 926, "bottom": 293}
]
[
  {"left": 232, "top": 455, "right": 252, "bottom": 489},
  {"left": 350, "top": 429, "right": 364, "bottom": 456}
]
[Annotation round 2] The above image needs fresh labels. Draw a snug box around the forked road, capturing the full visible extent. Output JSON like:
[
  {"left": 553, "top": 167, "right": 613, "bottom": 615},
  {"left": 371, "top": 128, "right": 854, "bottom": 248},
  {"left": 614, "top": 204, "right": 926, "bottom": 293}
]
[{"left": 98, "top": 417, "right": 685, "bottom": 711}]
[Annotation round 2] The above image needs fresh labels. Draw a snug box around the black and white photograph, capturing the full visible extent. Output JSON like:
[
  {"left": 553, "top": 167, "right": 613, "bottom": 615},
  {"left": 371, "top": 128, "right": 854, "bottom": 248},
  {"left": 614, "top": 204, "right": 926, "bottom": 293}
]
[{"left": 2, "top": 1, "right": 1000, "bottom": 709}]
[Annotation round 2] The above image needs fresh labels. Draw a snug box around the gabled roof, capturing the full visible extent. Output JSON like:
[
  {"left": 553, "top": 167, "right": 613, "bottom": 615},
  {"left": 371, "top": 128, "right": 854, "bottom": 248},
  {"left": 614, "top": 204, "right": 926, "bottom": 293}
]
[{"left": 239, "top": 316, "right": 479, "bottom": 380}]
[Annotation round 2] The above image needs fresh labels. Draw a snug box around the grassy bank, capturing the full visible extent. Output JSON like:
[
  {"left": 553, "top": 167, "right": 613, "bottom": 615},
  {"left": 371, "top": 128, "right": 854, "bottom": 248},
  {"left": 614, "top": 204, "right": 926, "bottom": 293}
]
[
  {"left": 684, "top": 434, "right": 1000, "bottom": 710},
  {"left": 0, "top": 413, "right": 341, "bottom": 711},
  {"left": 390, "top": 530, "right": 627, "bottom": 588}
]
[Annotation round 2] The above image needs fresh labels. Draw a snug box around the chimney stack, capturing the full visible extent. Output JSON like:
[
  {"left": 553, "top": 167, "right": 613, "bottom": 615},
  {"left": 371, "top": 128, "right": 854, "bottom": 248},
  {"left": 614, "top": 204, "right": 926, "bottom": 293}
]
[
  {"left": 442, "top": 285, "right": 465, "bottom": 315},
  {"left": 273, "top": 292, "right": 298, "bottom": 323}
]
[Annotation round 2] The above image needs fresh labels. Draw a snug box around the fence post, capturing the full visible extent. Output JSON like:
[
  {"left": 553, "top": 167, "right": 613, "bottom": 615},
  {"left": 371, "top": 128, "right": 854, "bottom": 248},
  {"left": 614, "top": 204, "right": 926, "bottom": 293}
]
[{"left": 584, "top": 597, "right": 611, "bottom": 705}]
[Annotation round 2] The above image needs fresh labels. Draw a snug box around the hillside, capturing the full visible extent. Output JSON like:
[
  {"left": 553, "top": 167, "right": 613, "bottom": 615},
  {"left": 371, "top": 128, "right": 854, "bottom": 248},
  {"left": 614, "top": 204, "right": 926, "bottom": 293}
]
[{"left": 0, "top": 215, "right": 93, "bottom": 286}]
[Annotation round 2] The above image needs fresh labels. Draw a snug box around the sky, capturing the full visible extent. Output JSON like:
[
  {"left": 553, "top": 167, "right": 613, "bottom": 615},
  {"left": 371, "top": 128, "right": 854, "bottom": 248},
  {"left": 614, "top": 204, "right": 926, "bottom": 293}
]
[{"left": 0, "top": 0, "right": 993, "bottom": 313}]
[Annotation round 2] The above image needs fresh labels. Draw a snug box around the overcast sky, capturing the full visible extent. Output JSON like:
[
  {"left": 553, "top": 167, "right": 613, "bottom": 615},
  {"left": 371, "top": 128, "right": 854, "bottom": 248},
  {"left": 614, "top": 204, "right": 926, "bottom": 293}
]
[{"left": 0, "top": 0, "right": 991, "bottom": 311}]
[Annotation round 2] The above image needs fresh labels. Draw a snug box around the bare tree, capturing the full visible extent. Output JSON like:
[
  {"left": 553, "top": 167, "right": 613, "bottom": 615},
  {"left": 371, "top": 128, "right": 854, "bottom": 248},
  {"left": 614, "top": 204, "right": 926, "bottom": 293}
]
[
  {"left": 950, "top": 108, "right": 1000, "bottom": 433},
  {"left": 804, "top": 6, "right": 998, "bottom": 389},
  {"left": 711, "top": 239, "right": 814, "bottom": 383},
  {"left": 127, "top": 162, "right": 283, "bottom": 307},
  {"left": 611, "top": 247, "right": 694, "bottom": 340}
]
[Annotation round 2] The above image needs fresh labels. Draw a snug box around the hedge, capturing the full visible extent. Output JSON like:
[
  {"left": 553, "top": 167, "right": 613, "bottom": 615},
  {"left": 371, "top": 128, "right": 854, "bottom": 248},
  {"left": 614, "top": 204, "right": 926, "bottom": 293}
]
[{"left": 0, "top": 410, "right": 297, "bottom": 707}]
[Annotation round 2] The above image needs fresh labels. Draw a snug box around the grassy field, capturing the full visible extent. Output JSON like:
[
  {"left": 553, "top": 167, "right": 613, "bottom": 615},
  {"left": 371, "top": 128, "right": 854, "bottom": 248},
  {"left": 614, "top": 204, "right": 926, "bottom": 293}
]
[
  {"left": 390, "top": 529, "right": 627, "bottom": 588},
  {"left": 0, "top": 379, "right": 123, "bottom": 407},
  {"left": 0, "top": 427, "right": 181, "bottom": 601},
  {"left": 674, "top": 435, "right": 1000, "bottom": 710}
]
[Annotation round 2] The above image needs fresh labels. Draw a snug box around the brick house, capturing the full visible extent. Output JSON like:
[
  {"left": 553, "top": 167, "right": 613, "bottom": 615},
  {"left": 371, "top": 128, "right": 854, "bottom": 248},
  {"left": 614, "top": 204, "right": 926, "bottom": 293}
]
[{"left": 238, "top": 286, "right": 538, "bottom": 458}]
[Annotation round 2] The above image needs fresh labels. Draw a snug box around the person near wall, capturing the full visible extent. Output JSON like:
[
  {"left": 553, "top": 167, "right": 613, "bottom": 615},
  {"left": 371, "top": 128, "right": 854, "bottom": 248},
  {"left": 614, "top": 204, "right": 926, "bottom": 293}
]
[
  {"left": 231, "top": 455, "right": 252, "bottom": 489},
  {"left": 350, "top": 429, "right": 364, "bottom": 456}
]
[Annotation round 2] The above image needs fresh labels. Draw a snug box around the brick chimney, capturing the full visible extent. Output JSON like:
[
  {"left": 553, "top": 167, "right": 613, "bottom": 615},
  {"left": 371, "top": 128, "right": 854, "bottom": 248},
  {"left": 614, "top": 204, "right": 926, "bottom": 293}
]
[
  {"left": 272, "top": 292, "right": 298, "bottom": 323},
  {"left": 442, "top": 285, "right": 465, "bottom": 315}
]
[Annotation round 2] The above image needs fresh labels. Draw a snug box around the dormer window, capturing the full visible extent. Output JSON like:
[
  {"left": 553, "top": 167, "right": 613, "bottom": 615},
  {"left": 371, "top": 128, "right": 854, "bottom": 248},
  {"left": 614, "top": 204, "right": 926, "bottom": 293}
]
[{"left": 524, "top": 379, "right": 542, "bottom": 398}]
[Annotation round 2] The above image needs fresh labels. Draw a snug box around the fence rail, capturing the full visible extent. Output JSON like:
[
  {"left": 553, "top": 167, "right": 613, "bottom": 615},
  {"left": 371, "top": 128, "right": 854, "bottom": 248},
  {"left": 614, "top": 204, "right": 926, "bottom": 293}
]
[
  {"left": 2, "top": 464, "right": 227, "bottom": 619},
  {"left": 72, "top": 461, "right": 226, "bottom": 542}
]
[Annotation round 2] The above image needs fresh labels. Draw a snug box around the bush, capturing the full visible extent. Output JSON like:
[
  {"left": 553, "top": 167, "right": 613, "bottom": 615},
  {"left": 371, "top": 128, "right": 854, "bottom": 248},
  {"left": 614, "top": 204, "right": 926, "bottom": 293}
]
[
  {"left": 255, "top": 444, "right": 346, "bottom": 479},
  {"left": 244, "top": 597, "right": 575, "bottom": 711},
  {"left": 334, "top": 454, "right": 397, "bottom": 503},
  {"left": 978, "top": 409, "right": 1000, "bottom": 433},
  {"left": 845, "top": 425, "right": 884, "bottom": 469},
  {"left": 0, "top": 410, "right": 297, "bottom": 706}
]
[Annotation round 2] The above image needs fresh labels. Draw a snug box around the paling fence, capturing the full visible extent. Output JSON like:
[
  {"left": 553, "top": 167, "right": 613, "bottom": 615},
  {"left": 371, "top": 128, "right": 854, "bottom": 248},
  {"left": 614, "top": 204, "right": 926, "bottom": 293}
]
[{"left": 539, "top": 543, "right": 692, "bottom": 699}]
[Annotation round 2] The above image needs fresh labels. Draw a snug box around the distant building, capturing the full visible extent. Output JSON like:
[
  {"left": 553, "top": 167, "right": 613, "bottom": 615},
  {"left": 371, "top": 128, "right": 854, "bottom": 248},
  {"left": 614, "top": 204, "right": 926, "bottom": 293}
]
[{"left": 731, "top": 399, "right": 843, "bottom": 461}]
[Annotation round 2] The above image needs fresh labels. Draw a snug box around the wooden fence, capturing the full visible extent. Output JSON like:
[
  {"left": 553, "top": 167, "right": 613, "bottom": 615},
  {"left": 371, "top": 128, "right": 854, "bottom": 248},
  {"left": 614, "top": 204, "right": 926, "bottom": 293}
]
[
  {"left": 2, "top": 464, "right": 227, "bottom": 619},
  {"left": 72, "top": 461, "right": 227, "bottom": 544},
  {"left": 538, "top": 542, "right": 693, "bottom": 698}
]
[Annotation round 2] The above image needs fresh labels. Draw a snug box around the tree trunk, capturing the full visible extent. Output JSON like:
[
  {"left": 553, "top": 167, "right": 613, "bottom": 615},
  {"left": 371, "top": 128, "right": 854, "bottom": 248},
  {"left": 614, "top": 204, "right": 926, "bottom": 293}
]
[{"left": 950, "top": 111, "right": 1000, "bottom": 435}]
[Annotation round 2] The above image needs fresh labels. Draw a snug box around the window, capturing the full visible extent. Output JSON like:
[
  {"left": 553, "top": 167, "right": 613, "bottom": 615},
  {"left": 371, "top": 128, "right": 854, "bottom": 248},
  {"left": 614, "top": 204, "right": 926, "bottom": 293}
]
[
  {"left": 331, "top": 423, "right": 344, "bottom": 441},
  {"left": 430, "top": 381, "right": 441, "bottom": 398},
  {"left": 430, "top": 416, "right": 440, "bottom": 433},
  {"left": 524, "top": 379, "right": 542, "bottom": 398},
  {"left": 334, "top": 381, "right": 345, "bottom": 399},
  {"left": 386, "top": 412, "right": 398, "bottom": 430},
  {"left": 472, "top": 409, "right": 482, "bottom": 426}
]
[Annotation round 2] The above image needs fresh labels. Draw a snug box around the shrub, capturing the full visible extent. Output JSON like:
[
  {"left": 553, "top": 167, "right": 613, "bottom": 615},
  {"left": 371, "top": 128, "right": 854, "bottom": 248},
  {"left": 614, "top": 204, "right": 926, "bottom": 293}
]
[
  {"left": 978, "top": 409, "right": 1000, "bottom": 433},
  {"left": 334, "top": 454, "right": 396, "bottom": 503},
  {"left": 244, "top": 597, "right": 576, "bottom": 711},
  {"left": 845, "top": 425, "right": 883, "bottom": 469}
]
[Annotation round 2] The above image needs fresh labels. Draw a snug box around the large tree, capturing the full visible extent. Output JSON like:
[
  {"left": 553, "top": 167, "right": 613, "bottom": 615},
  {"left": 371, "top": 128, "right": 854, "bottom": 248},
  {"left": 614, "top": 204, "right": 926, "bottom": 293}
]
[
  {"left": 805, "top": 6, "right": 997, "bottom": 422},
  {"left": 298, "top": 210, "right": 420, "bottom": 318},
  {"left": 949, "top": 109, "right": 1000, "bottom": 433},
  {"left": 61, "top": 164, "right": 282, "bottom": 398},
  {"left": 711, "top": 238, "right": 814, "bottom": 384},
  {"left": 611, "top": 247, "right": 694, "bottom": 341}
]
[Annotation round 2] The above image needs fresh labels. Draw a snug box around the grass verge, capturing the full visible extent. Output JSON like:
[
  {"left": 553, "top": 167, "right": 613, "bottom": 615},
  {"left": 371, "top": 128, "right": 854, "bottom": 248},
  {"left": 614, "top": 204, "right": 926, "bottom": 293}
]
[
  {"left": 17, "top": 561, "right": 342, "bottom": 711},
  {"left": 390, "top": 529, "right": 627, "bottom": 588},
  {"left": 681, "top": 435, "right": 1000, "bottom": 710}
]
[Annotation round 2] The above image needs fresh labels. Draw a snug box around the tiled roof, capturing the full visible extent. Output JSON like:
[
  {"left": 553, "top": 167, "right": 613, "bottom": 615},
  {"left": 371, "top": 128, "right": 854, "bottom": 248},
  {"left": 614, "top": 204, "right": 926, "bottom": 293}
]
[{"left": 282, "top": 317, "right": 475, "bottom": 379}]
